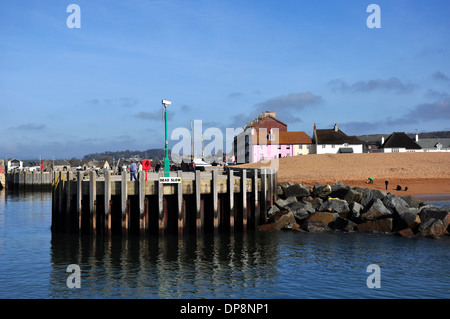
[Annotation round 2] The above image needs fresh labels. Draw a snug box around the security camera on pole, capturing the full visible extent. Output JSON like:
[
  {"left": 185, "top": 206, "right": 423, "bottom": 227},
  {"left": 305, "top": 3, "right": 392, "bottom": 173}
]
[{"left": 162, "top": 99, "right": 171, "bottom": 177}]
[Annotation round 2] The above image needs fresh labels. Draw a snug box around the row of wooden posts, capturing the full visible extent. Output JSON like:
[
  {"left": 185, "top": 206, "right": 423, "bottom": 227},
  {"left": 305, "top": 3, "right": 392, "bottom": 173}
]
[{"left": 51, "top": 168, "right": 278, "bottom": 236}]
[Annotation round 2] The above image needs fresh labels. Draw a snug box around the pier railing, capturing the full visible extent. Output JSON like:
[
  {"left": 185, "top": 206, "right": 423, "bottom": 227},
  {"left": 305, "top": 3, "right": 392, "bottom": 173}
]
[{"left": 51, "top": 168, "right": 277, "bottom": 236}]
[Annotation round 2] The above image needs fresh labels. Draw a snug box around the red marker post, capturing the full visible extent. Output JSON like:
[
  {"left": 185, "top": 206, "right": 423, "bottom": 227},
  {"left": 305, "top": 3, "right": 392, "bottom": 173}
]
[{"left": 142, "top": 160, "right": 151, "bottom": 181}]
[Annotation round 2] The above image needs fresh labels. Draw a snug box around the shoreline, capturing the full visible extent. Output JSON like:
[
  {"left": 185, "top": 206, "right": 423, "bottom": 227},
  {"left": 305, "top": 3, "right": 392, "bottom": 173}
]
[
  {"left": 237, "top": 152, "right": 450, "bottom": 198},
  {"left": 278, "top": 177, "right": 450, "bottom": 198}
]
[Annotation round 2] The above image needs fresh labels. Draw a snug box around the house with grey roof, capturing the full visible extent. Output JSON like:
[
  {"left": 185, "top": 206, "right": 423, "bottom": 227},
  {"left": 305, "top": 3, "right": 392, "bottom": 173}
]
[
  {"left": 379, "top": 132, "right": 422, "bottom": 153},
  {"left": 414, "top": 134, "right": 450, "bottom": 152}
]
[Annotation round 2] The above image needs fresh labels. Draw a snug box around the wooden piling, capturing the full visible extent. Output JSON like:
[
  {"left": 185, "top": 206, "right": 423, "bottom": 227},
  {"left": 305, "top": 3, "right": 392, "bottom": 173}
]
[
  {"left": 121, "top": 171, "right": 128, "bottom": 235},
  {"left": 252, "top": 169, "right": 259, "bottom": 230},
  {"left": 89, "top": 170, "right": 96, "bottom": 234},
  {"left": 240, "top": 169, "right": 247, "bottom": 231},
  {"left": 212, "top": 169, "right": 219, "bottom": 233},
  {"left": 158, "top": 177, "right": 165, "bottom": 235},
  {"left": 77, "top": 171, "right": 82, "bottom": 231},
  {"left": 227, "top": 168, "right": 234, "bottom": 233},
  {"left": 104, "top": 170, "right": 112, "bottom": 235}
]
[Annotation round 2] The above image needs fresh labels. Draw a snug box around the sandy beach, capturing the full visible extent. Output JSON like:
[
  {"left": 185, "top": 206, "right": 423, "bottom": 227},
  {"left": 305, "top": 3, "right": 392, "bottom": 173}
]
[{"left": 237, "top": 152, "right": 450, "bottom": 198}]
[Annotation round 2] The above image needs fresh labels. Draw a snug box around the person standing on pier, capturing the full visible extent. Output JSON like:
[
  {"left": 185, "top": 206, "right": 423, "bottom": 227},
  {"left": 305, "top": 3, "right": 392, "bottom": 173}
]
[{"left": 130, "top": 161, "right": 138, "bottom": 181}]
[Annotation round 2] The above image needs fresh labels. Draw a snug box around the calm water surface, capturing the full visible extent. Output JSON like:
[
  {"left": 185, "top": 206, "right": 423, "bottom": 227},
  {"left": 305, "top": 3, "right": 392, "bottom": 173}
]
[{"left": 0, "top": 189, "right": 449, "bottom": 299}]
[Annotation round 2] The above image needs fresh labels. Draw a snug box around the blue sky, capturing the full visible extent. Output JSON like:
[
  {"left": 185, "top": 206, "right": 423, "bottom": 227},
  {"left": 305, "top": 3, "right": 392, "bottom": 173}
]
[{"left": 1, "top": 0, "right": 449, "bottom": 159}]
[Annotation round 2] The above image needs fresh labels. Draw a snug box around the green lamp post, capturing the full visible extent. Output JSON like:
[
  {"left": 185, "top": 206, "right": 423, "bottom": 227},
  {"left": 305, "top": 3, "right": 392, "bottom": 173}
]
[{"left": 162, "top": 99, "right": 171, "bottom": 177}]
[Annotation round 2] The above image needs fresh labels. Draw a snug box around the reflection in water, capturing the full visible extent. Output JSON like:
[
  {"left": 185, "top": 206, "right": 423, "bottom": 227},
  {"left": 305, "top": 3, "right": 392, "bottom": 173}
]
[{"left": 50, "top": 231, "right": 280, "bottom": 298}]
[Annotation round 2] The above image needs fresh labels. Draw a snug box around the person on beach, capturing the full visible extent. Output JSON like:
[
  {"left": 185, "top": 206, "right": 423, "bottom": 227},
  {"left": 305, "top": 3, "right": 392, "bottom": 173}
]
[
  {"left": 366, "top": 177, "right": 374, "bottom": 184},
  {"left": 130, "top": 161, "right": 138, "bottom": 181},
  {"left": 385, "top": 179, "right": 389, "bottom": 190}
]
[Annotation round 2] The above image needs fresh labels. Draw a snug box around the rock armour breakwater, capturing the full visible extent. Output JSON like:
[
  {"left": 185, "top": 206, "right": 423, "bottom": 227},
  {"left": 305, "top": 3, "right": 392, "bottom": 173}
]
[{"left": 259, "top": 181, "right": 450, "bottom": 239}]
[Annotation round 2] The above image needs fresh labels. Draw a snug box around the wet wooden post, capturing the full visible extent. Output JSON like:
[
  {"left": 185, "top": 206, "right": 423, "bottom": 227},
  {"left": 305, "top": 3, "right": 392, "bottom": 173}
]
[
  {"left": 195, "top": 170, "right": 203, "bottom": 234},
  {"left": 252, "top": 169, "right": 259, "bottom": 230},
  {"left": 260, "top": 169, "right": 267, "bottom": 223},
  {"left": 121, "top": 171, "right": 128, "bottom": 235},
  {"left": 104, "top": 170, "right": 112, "bottom": 235},
  {"left": 227, "top": 169, "right": 234, "bottom": 232},
  {"left": 177, "top": 170, "right": 184, "bottom": 236},
  {"left": 138, "top": 171, "right": 145, "bottom": 235},
  {"left": 51, "top": 171, "right": 58, "bottom": 231},
  {"left": 268, "top": 169, "right": 274, "bottom": 207},
  {"left": 58, "top": 171, "right": 64, "bottom": 230},
  {"left": 65, "top": 171, "right": 72, "bottom": 232},
  {"left": 240, "top": 169, "right": 247, "bottom": 231},
  {"left": 212, "top": 169, "right": 219, "bottom": 233},
  {"left": 77, "top": 171, "right": 82, "bottom": 231},
  {"left": 89, "top": 170, "right": 97, "bottom": 234},
  {"left": 158, "top": 177, "right": 165, "bottom": 235}
]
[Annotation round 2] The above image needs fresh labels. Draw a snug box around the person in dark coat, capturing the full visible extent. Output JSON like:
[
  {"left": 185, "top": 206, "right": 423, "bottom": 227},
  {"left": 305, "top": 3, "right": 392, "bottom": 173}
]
[{"left": 385, "top": 180, "right": 389, "bottom": 190}]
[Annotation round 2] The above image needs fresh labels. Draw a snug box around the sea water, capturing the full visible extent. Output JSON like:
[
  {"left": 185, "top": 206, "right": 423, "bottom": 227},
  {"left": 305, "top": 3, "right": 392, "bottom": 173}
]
[{"left": 0, "top": 190, "right": 449, "bottom": 299}]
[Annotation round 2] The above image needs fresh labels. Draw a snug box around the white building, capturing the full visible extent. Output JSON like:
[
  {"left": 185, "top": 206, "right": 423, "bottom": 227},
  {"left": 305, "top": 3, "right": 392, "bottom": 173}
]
[
  {"left": 6, "top": 158, "right": 23, "bottom": 172},
  {"left": 311, "top": 124, "right": 363, "bottom": 154},
  {"left": 379, "top": 132, "right": 422, "bottom": 153}
]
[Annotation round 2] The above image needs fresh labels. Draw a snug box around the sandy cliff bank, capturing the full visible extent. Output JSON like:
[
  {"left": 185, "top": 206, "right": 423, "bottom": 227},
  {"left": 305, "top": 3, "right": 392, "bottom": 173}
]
[{"left": 237, "top": 152, "right": 450, "bottom": 196}]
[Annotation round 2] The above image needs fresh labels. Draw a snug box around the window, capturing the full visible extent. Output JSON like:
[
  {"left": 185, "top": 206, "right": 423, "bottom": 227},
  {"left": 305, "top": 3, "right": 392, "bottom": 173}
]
[
  {"left": 332, "top": 145, "right": 335, "bottom": 148},
  {"left": 267, "top": 134, "right": 275, "bottom": 141},
  {"left": 322, "top": 145, "right": 326, "bottom": 148},
  {"left": 278, "top": 145, "right": 281, "bottom": 149},
  {"left": 286, "top": 145, "right": 290, "bottom": 149},
  {"left": 392, "top": 148, "right": 399, "bottom": 153}
]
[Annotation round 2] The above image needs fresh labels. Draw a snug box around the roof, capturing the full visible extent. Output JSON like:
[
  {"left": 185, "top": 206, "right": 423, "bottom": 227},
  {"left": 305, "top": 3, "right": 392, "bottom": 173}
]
[
  {"left": 248, "top": 114, "right": 288, "bottom": 130},
  {"left": 382, "top": 132, "right": 422, "bottom": 149},
  {"left": 254, "top": 131, "right": 312, "bottom": 145},
  {"left": 314, "top": 129, "right": 363, "bottom": 145},
  {"left": 416, "top": 138, "right": 450, "bottom": 149}
]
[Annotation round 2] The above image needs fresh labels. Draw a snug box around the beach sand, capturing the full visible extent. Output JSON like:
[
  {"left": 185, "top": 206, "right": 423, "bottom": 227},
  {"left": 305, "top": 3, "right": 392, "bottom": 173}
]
[{"left": 237, "top": 152, "right": 450, "bottom": 197}]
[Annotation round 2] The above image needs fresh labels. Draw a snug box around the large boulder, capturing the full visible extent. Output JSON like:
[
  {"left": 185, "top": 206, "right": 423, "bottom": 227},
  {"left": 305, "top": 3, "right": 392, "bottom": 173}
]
[
  {"left": 397, "top": 228, "right": 416, "bottom": 238},
  {"left": 277, "top": 182, "right": 294, "bottom": 198},
  {"left": 302, "top": 196, "right": 323, "bottom": 210},
  {"left": 303, "top": 220, "right": 332, "bottom": 232},
  {"left": 418, "top": 218, "right": 445, "bottom": 238},
  {"left": 394, "top": 207, "right": 420, "bottom": 231},
  {"left": 360, "top": 199, "right": 392, "bottom": 220},
  {"left": 259, "top": 210, "right": 297, "bottom": 231},
  {"left": 401, "top": 195, "right": 423, "bottom": 208},
  {"left": 344, "top": 188, "right": 363, "bottom": 204},
  {"left": 267, "top": 204, "right": 280, "bottom": 217},
  {"left": 360, "top": 188, "right": 386, "bottom": 207},
  {"left": 348, "top": 202, "right": 364, "bottom": 221},
  {"left": 356, "top": 218, "right": 393, "bottom": 233},
  {"left": 330, "top": 181, "right": 351, "bottom": 199},
  {"left": 382, "top": 193, "right": 409, "bottom": 214},
  {"left": 284, "top": 183, "right": 310, "bottom": 199},
  {"left": 308, "top": 212, "right": 339, "bottom": 225},
  {"left": 331, "top": 217, "right": 357, "bottom": 232},
  {"left": 419, "top": 207, "right": 449, "bottom": 224},
  {"left": 285, "top": 201, "right": 314, "bottom": 222},
  {"left": 317, "top": 198, "right": 350, "bottom": 215},
  {"left": 312, "top": 184, "right": 332, "bottom": 199},
  {"left": 274, "top": 196, "right": 297, "bottom": 209}
]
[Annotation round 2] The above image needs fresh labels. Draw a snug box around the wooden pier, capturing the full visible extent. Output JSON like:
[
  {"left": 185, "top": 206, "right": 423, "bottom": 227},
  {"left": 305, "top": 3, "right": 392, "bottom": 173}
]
[
  {"left": 51, "top": 168, "right": 277, "bottom": 236},
  {"left": 5, "top": 171, "right": 52, "bottom": 190}
]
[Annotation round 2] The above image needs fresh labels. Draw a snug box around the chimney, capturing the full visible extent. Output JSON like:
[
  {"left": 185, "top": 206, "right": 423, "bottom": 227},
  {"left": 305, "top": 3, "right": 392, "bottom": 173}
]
[
  {"left": 415, "top": 133, "right": 419, "bottom": 142},
  {"left": 314, "top": 123, "right": 316, "bottom": 131},
  {"left": 334, "top": 123, "right": 338, "bottom": 132},
  {"left": 381, "top": 136, "right": 385, "bottom": 145}
]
